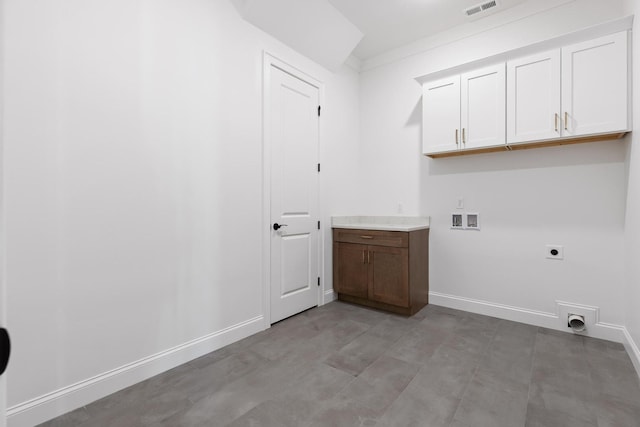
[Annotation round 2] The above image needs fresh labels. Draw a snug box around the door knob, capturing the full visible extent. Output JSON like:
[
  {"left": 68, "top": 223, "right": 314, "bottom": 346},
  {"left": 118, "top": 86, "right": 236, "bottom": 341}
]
[
  {"left": 273, "top": 223, "right": 288, "bottom": 230},
  {"left": 0, "top": 327, "right": 10, "bottom": 376}
]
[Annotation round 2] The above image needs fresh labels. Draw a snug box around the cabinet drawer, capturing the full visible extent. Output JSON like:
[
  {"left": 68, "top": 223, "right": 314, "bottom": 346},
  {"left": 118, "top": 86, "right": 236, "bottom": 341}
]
[{"left": 333, "top": 228, "right": 408, "bottom": 248}]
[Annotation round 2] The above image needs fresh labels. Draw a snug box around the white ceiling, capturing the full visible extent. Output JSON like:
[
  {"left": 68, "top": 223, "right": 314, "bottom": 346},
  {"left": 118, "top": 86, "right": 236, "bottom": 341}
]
[{"left": 328, "top": 0, "right": 530, "bottom": 59}]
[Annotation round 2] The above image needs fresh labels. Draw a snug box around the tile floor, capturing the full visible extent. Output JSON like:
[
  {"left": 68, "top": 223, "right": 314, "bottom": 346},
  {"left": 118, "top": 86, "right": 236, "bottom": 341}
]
[{"left": 40, "top": 302, "right": 640, "bottom": 426}]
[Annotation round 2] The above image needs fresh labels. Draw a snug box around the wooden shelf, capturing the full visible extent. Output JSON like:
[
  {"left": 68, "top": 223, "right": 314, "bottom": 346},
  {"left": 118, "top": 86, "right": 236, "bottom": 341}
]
[{"left": 425, "top": 132, "right": 628, "bottom": 159}]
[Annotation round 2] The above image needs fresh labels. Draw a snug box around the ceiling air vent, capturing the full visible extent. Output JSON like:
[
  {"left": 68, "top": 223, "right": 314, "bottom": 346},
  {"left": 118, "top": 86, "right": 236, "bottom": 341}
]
[{"left": 464, "top": 0, "right": 500, "bottom": 19}]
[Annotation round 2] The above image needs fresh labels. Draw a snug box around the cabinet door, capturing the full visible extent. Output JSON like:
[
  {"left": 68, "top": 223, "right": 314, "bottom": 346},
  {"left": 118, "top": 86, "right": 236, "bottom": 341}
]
[
  {"left": 368, "top": 246, "right": 409, "bottom": 308},
  {"left": 333, "top": 242, "right": 369, "bottom": 298},
  {"left": 562, "top": 31, "right": 629, "bottom": 136},
  {"left": 507, "top": 50, "right": 561, "bottom": 143},
  {"left": 422, "top": 75, "right": 460, "bottom": 154},
  {"left": 461, "top": 64, "right": 506, "bottom": 149}
]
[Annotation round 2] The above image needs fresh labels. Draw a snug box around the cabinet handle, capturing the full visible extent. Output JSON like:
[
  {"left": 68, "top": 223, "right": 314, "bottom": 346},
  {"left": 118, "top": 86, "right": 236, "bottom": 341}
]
[
  {"left": 359, "top": 235, "right": 374, "bottom": 239},
  {"left": 455, "top": 129, "right": 459, "bottom": 145},
  {"left": 462, "top": 128, "right": 466, "bottom": 144},
  {"left": 555, "top": 113, "right": 559, "bottom": 132},
  {"left": 564, "top": 112, "right": 568, "bottom": 131},
  {"left": 362, "top": 250, "right": 365, "bottom": 264},
  {"left": 367, "top": 250, "right": 370, "bottom": 264}
]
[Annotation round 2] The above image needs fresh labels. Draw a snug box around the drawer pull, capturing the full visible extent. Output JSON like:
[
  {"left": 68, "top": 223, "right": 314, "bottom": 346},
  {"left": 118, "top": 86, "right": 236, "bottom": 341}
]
[{"left": 360, "top": 235, "right": 374, "bottom": 239}]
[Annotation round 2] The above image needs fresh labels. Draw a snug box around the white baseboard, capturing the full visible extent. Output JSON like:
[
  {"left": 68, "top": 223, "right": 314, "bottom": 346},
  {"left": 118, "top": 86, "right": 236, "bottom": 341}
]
[
  {"left": 323, "top": 289, "right": 337, "bottom": 305},
  {"left": 622, "top": 327, "right": 640, "bottom": 379},
  {"left": 429, "top": 292, "right": 626, "bottom": 343},
  {"left": 7, "top": 316, "right": 265, "bottom": 427}
]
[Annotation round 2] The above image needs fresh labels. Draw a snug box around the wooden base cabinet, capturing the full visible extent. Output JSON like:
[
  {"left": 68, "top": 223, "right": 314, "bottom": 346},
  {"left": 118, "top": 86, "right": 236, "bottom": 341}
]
[{"left": 332, "top": 228, "right": 429, "bottom": 316}]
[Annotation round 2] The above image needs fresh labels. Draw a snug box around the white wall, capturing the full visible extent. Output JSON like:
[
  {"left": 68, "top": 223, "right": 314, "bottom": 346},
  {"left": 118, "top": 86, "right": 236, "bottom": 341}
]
[
  {"left": 358, "top": 0, "right": 629, "bottom": 334},
  {"left": 623, "top": 0, "right": 640, "bottom": 371},
  {"left": 1, "top": 0, "right": 360, "bottom": 423},
  {"left": 320, "top": 63, "right": 362, "bottom": 302}
]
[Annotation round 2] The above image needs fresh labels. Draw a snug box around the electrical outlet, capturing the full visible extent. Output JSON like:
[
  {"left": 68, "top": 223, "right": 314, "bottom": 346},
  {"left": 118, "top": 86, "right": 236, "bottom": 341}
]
[
  {"left": 456, "top": 197, "right": 464, "bottom": 209},
  {"left": 546, "top": 245, "right": 564, "bottom": 260}
]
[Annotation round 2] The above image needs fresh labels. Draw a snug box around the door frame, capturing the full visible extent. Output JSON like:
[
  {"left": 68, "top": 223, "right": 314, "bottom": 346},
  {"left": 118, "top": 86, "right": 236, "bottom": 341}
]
[{"left": 261, "top": 52, "right": 324, "bottom": 328}]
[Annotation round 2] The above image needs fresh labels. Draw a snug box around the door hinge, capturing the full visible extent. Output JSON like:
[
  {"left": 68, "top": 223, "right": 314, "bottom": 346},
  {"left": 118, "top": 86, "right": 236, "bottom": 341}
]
[
  {"left": 317, "top": 221, "right": 320, "bottom": 230},
  {"left": 318, "top": 105, "right": 321, "bottom": 117},
  {"left": 317, "top": 163, "right": 320, "bottom": 172},
  {"left": 317, "top": 277, "right": 321, "bottom": 287}
]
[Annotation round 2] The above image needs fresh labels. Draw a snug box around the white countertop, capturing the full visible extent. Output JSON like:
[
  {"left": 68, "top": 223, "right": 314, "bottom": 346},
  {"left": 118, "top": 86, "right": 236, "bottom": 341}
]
[{"left": 331, "top": 216, "right": 430, "bottom": 232}]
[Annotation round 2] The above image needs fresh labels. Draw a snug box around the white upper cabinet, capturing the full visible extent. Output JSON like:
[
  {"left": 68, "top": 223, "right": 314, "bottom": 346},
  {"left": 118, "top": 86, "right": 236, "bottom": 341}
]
[
  {"left": 507, "top": 31, "right": 628, "bottom": 145},
  {"left": 507, "top": 50, "right": 561, "bottom": 143},
  {"left": 562, "top": 31, "right": 629, "bottom": 137},
  {"left": 423, "top": 64, "right": 505, "bottom": 155},
  {"left": 461, "top": 64, "right": 506, "bottom": 150},
  {"left": 422, "top": 75, "right": 461, "bottom": 154},
  {"left": 419, "top": 20, "right": 632, "bottom": 158}
]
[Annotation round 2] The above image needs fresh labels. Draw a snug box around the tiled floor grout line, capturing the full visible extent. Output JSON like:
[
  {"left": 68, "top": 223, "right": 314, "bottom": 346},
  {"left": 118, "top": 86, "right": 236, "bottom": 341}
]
[
  {"left": 446, "top": 318, "right": 502, "bottom": 427},
  {"left": 522, "top": 327, "right": 542, "bottom": 427}
]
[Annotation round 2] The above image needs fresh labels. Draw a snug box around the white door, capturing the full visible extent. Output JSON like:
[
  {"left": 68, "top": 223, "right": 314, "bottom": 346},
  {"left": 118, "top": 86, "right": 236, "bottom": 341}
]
[
  {"left": 269, "top": 65, "right": 320, "bottom": 324},
  {"left": 507, "top": 50, "right": 561, "bottom": 144},
  {"left": 562, "top": 31, "right": 629, "bottom": 137},
  {"left": 461, "top": 64, "right": 506, "bottom": 150},
  {"left": 422, "top": 76, "right": 460, "bottom": 154}
]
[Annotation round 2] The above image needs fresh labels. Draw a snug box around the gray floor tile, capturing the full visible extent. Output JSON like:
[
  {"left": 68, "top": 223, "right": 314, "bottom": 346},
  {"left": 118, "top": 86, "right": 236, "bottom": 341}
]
[
  {"left": 283, "top": 362, "right": 355, "bottom": 403},
  {"left": 250, "top": 321, "right": 324, "bottom": 361},
  {"left": 163, "top": 351, "right": 271, "bottom": 405},
  {"left": 525, "top": 402, "right": 598, "bottom": 427},
  {"left": 39, "top": 302, "right": 640, "bottom": 427},
  {"left": 535, "top": 327, "right": 586, "bottom": 358},
  {"left": 449, "top": 368, "right": 529, "bottom": 427},
  {"left": 324, "top": 334, "right": 392, "bottom": 376},
  {"left": 590, "top": 358, "right": 640, "bottom": 404},
  {"left": 336, "top": 355, "right": 420, "bottom": 416},
  {"left": 226, "top": 398, "right": 316, "bottom": 427},
  {"left": 478, "top": 320, "right": 536, "bottom": 385},
  {"left": 384, "top": 322, "right": 449, "bottom": 365},
  {"left": 376, "top": 385, "right": 461, "bottom": 427},
  {"left": 365, "top": 315, "right": 418, "bottom": 342},
  {"left": 595, "top": 393, "right": 640, "bottom": 427},
  {"left": 37, "top": 407, "right": 91, "bottom": 427},
  {"left": 161, "top": 359, "right": 309, "bottom": 426},
  {"left": 526, "top": 380, "right": 598, "bottom": 427},
  {"left": 304, "top": 395, "right": 380, "bottom": 427},
  {"left": 419, "top": 305, "right": 465, "bottom": 331},
  {"left": 228, "top": 363, "right": 358, "bottom": 427},
  {"left": 295, "top": 318, "right": 372, "bottom": 363},
  {"left": 411, "top": 346, "right": 479, "bottom": 399}
]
